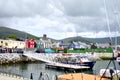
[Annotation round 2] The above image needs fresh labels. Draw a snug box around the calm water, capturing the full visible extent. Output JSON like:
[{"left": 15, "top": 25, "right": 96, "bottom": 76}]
[{"left": 0, "top": 61, "right": 119, "bottom": 80}]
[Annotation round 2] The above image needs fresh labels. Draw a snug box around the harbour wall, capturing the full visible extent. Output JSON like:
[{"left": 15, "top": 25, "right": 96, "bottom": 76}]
[
  {"left": 0, "top": 53, "right": 35, "bottom": 64},
  {"left": 0, "top": 53, "right": 116, "bottom": 64}
]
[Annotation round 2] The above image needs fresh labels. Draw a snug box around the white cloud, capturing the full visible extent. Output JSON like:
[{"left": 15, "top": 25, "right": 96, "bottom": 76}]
[{"left": 0, "top": 0, "right": 120, "bottom": 39}]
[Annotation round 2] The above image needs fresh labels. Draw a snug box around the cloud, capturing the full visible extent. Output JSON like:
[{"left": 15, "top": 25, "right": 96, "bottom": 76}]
[
  {"left": 0, "top": 0, "right": 51, "bottom": 17},
  {"left": 59, "top": 0, "right": 103, "bottom": 17},
  {"left": 0, "top": 0, "right": 120, "bottom": 39}
]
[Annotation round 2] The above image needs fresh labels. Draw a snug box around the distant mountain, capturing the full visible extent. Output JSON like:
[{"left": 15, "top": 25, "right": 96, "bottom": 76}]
[
  {"left": 84, "top": 37, "right": 120, "bottom": 45},
  {"left": 60, "top": 36, "right": 91, "bottom": 44},
  {"left": 0, "top": 26, "right": 119, "bottom": 45},
  {"left": 61, "top": 36, "right": 120, "bottom": 45},
  {"left": 0, "top": 26, "right": 39, "bottom": 40}
]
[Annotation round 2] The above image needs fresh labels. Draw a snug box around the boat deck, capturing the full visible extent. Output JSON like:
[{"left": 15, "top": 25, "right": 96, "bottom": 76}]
[
  {"left": 45, "top": 62, "right": 90, "bottom": 70},
  {"left": 58, "top": 73, "right": 110, "bottom": 80}
]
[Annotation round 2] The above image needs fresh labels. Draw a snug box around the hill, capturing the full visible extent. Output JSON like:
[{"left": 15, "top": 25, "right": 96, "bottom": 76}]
[
  {"left": 84, "top": 37, "right": 120, "bottom": 45},
  {"left": 61, "top": 36, "right": 120, "bottom": 45},
  {"left": 60, "top": 36, "right": 91, "bottom": 44},
  {"left": 0, "top": 26, "right": 39, "bottom": 40},
  {"left": 0, "top": 26, "right": 119, "bottom": 45}
]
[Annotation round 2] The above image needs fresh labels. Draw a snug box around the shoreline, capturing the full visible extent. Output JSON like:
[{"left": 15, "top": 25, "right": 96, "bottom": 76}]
[
  {"left": 0, "top": 53, "right": 116, "bottom": 65},
  {"left": 0, "top": 53, "right": 38, "bottom": 65}
]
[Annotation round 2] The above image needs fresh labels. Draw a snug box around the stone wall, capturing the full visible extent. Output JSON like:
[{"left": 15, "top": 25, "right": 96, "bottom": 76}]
[{"left": 0, "top": 53, "right": 35, "bottom": 64}]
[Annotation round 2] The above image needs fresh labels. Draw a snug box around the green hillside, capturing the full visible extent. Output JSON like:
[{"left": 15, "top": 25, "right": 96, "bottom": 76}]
[
  {"left": 61, "top": 36, "right": 120, "bottom": 45},
  {"left": 0, "top": 26, "right": 39, "bottom": 40},
  {"left": 0, "top": 26, "right": 119, "bottom": 45}
]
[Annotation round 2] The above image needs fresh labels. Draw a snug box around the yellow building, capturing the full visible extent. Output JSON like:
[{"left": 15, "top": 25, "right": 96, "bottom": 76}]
[{"left": 0, "top": 39, "right": 25, "bottom": 49}]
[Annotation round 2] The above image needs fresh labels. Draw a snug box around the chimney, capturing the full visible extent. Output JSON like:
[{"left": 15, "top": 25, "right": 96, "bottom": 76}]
[{"left": 43, "top": 34, "right": 47, "bottom": 39}]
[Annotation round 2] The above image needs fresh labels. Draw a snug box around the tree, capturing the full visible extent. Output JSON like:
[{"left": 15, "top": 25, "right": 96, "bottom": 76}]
[
  {"left": 8, "top": 34, "right": 17, "bottom": 39},
  {"left": 91, "top": 43, "right": 97, "bottom": 49},
  {"left": 5, "top": 42, "right": 8, "bottom": 46}
]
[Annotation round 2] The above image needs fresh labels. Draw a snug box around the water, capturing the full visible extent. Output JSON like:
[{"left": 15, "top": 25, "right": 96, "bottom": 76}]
[
  {"left": 0, "top": 61, "right": 119, "bottom": 80},
  {"left": 0, "top": 62, "right": 65, "bottom": 80}
]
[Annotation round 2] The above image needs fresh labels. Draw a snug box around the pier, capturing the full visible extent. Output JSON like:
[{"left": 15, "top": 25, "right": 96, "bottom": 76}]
[{"left": 0, "top": 72, "right": 29, "bottom": 80}]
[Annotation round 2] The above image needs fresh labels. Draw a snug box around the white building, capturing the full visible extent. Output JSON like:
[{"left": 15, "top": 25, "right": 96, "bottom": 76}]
[
  {"left": 39, "top": 38, "right": 52, "bottom": 48},
  {"left": 36, "top": 34, "right": 59, "bottom": 49},
  {"left": 96, "top": 43, "right": 110, "bottom": 48},
  {"left": 70, "top": 41, "right": 90, "bottom": 49},
  {"left": 52, "top": 42, "right": 60, "bottom": 48},
  {"left": 0, "top": 39, "right": 25, "bottom": 49}
]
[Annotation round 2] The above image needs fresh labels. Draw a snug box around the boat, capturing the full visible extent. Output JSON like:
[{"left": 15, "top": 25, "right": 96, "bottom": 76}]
[
  {"left": 58, "top": 73, "right": 110, "bottom": 80},
  {"left": 23, "top": 52, "right": 96, "bottom": 69},
  {"left": 57, "top": 60, "right": 120, "bottom": 80},
  {"left": 54, "top": 53, "right": 96, "bottom": 69},
  {"left": 116, "top": 52, "right": 120, "bottom": 64}
]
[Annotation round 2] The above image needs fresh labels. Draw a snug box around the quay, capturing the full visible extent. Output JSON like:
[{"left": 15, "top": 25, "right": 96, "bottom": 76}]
[
  {"left": 0, "top": 73, "right": 29, "bottom": 80},
  {"left": 45, "top": 62, "right": 90, "bottom": 71}
]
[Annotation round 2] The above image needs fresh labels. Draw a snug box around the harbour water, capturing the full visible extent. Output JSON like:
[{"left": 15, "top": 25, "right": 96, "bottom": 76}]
[{"left": 0, "top": 60, "right": 119, "bottom": 80}]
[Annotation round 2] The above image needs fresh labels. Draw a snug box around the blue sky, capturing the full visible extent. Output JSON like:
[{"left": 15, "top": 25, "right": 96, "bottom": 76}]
[{"left": 0, "top": 0, "right": 120, "bottom": 40}]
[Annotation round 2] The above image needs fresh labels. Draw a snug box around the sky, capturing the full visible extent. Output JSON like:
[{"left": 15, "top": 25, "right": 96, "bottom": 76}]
[{"left": 0, "top": 0, "right": 120, "bottom": 40}]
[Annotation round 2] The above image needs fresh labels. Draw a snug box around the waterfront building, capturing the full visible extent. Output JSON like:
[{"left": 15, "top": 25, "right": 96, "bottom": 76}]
[
  {"left": 96, "top": 42, "right": 111, "bottom": 48},
  {"left": 36, "top": 34, "right": 52, "bottom": 49},
  {"left": 25, "top": 39, "right": 35, "bottom": 48},
  {"left": 52, "top": 42, "right": 60, "bottom": 48},
  {"left": 69, "top": 41, "right": 91, "bottom": 49},
  {"left": 0, "top": 39, "right": 25, "bottom": 49}
]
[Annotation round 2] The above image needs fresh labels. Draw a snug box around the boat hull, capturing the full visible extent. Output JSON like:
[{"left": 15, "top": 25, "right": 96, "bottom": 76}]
[{"left": 60, "top": 61, "right": 95, "bottom": 69}]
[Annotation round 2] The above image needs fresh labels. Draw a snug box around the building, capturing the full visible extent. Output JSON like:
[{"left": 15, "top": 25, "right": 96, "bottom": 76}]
[
  {"left": 25, "top": 39, "right": 35, "bottom": 48},
  {"left": 96, "top": 42, "right": 110, "bottom": 48},
  {"left": 69, "top": 41, "right": 90, "bottom": 49},
  {"left": 36, "top": 34, "right": 52, "bottom": 49},
  {"left": 52, "top": 42, "right": 60, "bottom": 48},
  {"left": 0, "top": 39, "right": 25, "bottom": 49}
]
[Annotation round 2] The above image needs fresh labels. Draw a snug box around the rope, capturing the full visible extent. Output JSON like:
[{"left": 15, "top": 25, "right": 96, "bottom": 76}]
[
  {"left": 52, "top": 75, "right": 58, "bottom": 80},
  {"left": 100, "top": 59, "right": 112, "bottom": 80},
  {"left": 38, "top": 72, "right": 50, "bottom": 80},
  {"left": 103, "top": 0, "right": 112, "bottom": 43},
  {"left": 44, "top": 72, "right": 50, "bottom": 80},
  {"left": 38, "top": 72, "right": 43, "bottom": 80}
]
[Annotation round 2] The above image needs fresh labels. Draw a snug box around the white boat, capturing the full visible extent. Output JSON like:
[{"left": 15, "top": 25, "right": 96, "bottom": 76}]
[
  {"left": 100, "top": 68, "right": 120, "bottom": 78},
  {"left": 53, "top": 53, "right": 96, "bottom": 69}
]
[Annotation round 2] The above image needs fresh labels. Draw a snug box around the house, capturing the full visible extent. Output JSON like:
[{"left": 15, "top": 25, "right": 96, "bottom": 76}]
[
  {"left": 69, "top": 41, "right": 90, "bottom": 49},
  {"left": 36, "top": 34, "right": 52, "bottom": 49},
  {"left": 96, "top": 42, "right": 110, "bottom": 48},
  {"left": 0, "top": 39, "right": 25, "bottom": 49}
]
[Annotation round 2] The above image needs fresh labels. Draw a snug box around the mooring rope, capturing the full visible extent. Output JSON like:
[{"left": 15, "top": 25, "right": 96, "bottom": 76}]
[{"left": 38, "top": 72, "right": 50, "bottom": 80}]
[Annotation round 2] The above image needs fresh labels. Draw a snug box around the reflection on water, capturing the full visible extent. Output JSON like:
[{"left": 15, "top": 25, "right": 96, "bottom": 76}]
[
  {"left": 0, "top": 61, "right": 119, "bottom": 80},
  {"left": 0, "top": 62, "right": 65, "bottom": 80},
  {"left": 93, "top": 60, "right": 120, "bottom": 75}
]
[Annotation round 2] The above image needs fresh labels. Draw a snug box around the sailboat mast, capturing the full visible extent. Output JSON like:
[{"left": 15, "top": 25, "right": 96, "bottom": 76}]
[{"left": 103, "top": 0, "right": 112, "bottom": 43}]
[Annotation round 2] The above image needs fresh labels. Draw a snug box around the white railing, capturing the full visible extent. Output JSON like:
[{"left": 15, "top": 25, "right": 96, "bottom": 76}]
[{"left": 23, "top": 53, "right": 61, "bottom": 63}]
